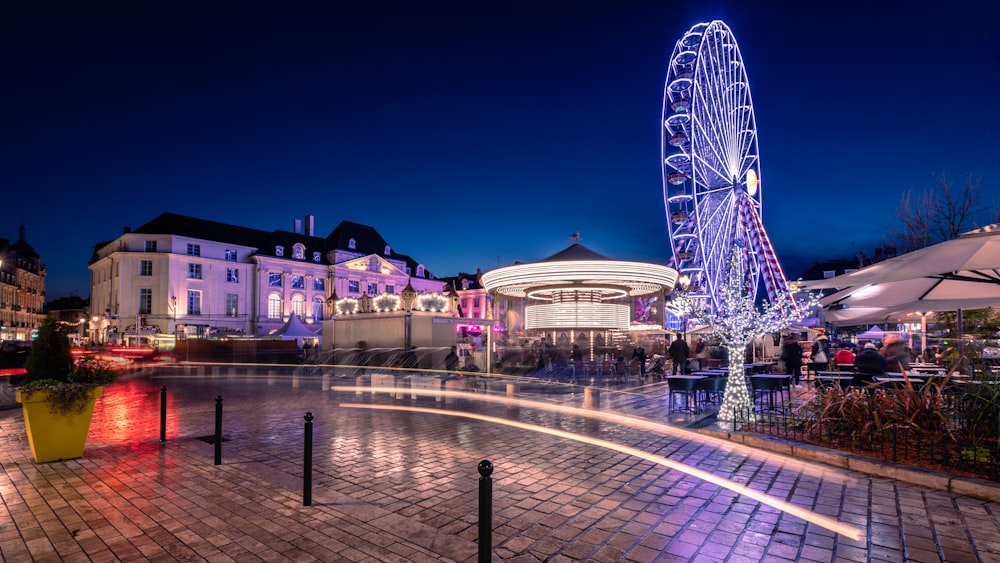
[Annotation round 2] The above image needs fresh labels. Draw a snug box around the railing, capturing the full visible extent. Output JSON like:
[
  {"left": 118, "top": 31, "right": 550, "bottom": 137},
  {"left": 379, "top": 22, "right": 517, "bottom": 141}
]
[{"left": 732, "top": 401, "right": 1000, "bottom": 482}]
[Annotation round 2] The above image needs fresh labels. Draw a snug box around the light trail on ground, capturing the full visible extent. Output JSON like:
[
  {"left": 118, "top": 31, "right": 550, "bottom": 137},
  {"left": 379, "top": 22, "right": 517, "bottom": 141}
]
[
  {"left": 341, "top": 402, "right": 865, "bottom": 541},
  {"left": 338, "top": 385, "right": 854, "bottom": 484}
]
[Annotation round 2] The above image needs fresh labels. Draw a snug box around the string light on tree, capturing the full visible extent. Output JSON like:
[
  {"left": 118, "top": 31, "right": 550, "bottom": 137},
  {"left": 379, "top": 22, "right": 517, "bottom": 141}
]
[{"left": 673, "top": 251, "right": 820, "bottom": 423}]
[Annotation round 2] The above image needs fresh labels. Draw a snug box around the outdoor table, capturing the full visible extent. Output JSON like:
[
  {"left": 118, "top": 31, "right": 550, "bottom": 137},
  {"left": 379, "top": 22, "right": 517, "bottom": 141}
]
[
  {"left": 874, "top": 375, "right": 925, "bottom": 389},
  {"left": 749, "top": 374, "right": 791, "bottom": 412},
  {"left": 666, "top": 375, "right": 706, "bottom": 413},
  {"left": 814, "top": 372, "right": 852, "bottom": 390}
]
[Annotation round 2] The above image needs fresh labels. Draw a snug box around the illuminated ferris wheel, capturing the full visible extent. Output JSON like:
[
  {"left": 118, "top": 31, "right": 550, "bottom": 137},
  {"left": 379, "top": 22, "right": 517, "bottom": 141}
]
[{"left": 661, "top": 20, "right": 791, "bottom": 310}]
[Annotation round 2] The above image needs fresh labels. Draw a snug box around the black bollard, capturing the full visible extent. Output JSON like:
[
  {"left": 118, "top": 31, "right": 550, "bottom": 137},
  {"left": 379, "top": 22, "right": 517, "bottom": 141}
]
[
  {"left": 478, "top": 459, "right": 493, "bottom": 563},
  {"left": 214, "top": 395, "right": 223, "bottom": 465},
  {"left": 303, "top": 412, "right": 314, "bottom": 506},
  {"left": 159, "top": 386, "right": 167, "bottom": 442}
]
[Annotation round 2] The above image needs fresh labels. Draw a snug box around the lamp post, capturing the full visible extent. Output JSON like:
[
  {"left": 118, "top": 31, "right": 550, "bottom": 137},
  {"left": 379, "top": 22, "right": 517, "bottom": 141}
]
[
  {"left": 916, "top": 311, "right": 928, "bottom": 354},
  {"left": 171, "top": 295, "right": 177, "bottom": 335},
  {"left": 677, "top": 274, "right": 691, "bottom": 339}
]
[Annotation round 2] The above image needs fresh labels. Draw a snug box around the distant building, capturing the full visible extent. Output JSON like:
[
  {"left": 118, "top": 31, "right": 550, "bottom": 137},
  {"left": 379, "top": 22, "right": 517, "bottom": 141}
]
[
  {"left": 87, "top": 213, "right": 442, "bottom": 344},
  {"left": 45, "top": 295, "right": 90, "bottom": 345},
  {"left": 439, "top": 269, "right": 490, "bottom": 320},
  {"left": 0, "top": 225, "right": 46, "bottom": 341},
  {"left": 795, "top": 258, "right": 861, "bottom": 284}
]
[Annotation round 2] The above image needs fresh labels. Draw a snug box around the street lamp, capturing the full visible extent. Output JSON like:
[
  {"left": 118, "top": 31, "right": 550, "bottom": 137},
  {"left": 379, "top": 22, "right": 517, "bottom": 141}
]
[
  {"left": 171, "top": 295, "right": 177, "bottom": 334},
  {"left": 915, "top": 311, "right": 928, "bottom": 355},
  {"left": 677, "top": 274, "right": 691, "bottom": 339}
]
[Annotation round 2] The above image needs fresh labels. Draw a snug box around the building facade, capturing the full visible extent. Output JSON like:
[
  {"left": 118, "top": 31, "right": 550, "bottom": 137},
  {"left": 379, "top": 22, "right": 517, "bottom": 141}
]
[
  {"left": 88, "top": 213, "right": 442, "bottom": 344},
  {"left": 0, "top": 226, "right": 47, "bottom": 342}
]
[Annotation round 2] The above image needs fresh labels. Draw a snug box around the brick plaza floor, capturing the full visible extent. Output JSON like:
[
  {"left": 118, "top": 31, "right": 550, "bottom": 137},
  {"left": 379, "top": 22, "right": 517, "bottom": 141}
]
[{"left": 1, "top": 368, "right": 999, "bottom": 562}]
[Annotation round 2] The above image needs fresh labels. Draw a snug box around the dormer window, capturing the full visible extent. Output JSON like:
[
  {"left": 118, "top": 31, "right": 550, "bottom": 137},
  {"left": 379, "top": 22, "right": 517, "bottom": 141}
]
[
  {"left": 292, "top": 243, "right": 305, "bottom": 260},
  {"left": 384, "top": 245, "right": 391, "bottom": 256},
  {"left": 275, "top": 246, "right": 284, "bottom": 257},
  {"left": 462, "top": 278, "right": 469, "bottom": 290},
  {"left": 416, "top": 264, "right": 425, "bottom": 277},
  {"left": 313, "top": 251, "right": 321, "bottom": 262},
  {"left": 348, "top": 238, "right": 356, "bottom": 250}
]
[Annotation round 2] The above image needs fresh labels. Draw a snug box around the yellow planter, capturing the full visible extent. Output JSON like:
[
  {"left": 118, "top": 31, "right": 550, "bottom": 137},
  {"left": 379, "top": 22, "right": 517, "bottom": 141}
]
[{"left": 16, "top": 386, "right": 103, "bottom": 463}]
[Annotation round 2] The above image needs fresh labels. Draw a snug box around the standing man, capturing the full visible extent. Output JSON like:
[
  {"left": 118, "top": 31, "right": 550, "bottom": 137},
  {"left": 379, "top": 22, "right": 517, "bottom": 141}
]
[
  {"left": 781, "top": 334, "right": 803, "bottom": 386},
  {"left": 668, "top": 334, "right": 691, "bottom": 375}
]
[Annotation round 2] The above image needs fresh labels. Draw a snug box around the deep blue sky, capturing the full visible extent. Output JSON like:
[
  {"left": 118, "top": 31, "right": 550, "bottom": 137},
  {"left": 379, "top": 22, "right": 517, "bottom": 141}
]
[{"left": 4, "top": 1, "right": 999, "bottom": 300}]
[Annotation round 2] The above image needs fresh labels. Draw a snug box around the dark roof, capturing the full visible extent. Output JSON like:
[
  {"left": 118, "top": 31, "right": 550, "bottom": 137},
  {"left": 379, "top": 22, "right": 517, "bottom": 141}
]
[
  {"left": 797, "top": 258, "right": 863, "bottom": 282},
  {"left": 538, "top": 243, "right": 612, "bottom": 263},
  {"left": 9, "top": 225, "right": 39, "bottom": 260},
  {"left": 254, "top": 230, "right": 328, "bottom": 262},
  {"left": 439, "top": 272, "right": 484, "bottom": 291},
  {"left": 132, "top": 212, "right": 273, "bottom": 248},
  {"left": 326, "top": 221, "right": 432, "bottom": 278}
]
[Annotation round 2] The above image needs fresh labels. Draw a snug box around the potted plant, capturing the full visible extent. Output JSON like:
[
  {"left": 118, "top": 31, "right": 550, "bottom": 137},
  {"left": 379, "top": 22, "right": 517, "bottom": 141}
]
[{"left": 15, "top": 316, "right": 117, "bottom": 463}]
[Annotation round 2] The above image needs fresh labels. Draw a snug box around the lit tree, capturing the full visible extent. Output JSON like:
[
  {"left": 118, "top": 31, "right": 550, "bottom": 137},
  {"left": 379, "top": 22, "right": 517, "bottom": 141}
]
[{"left": 671, "top": 251, "right": 820, "bottom": 423}]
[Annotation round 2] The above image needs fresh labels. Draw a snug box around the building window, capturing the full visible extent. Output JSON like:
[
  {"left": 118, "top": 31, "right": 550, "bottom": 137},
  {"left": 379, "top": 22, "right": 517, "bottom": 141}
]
[
  {"left": 313, "top": 297, "right": 324, "bottom": 321},
  {"left": 139, "top": 288, "right": 152, "bottom": 315},
  {"left": 385, "top": 284, "right": 394, "bottom": 294},
  {"left": 292, "top": 294, "right": 305, "bottom": 318},
  {"left": 226, "top": 268, "right": 239, "bottom": 283},
  {"left": 187, "top": 244, "right": 200, "bottom": 257},
  {"left": 313, "top": 278, "right": 325, "bottom": 291},
  {"left": 348, "top": 280, "right": 360, "bottom": 294},
  {"left": 187, "top": 290, "right": 202, "bottom": 315},
  {"left": 188, "top": 263, "right": 202, "bottom": 279},
  {"left": 367, "top": 282, "right": 377, "bottom": 295},
  {"left": 225, "top": 294, "right": 238, "bottom": 318},
  {"left": 275, "top": 246, "right": 284, "bottom": 257},
  {"left": 384, "top": 245, "right": 391, "bottom": 255},
  {"left": 416, "top": 265, "right": 425, "bottom": 277},
  {"left": 267, "top": 294, "right": 282, "bottom": 319},
  {"left": 225, "top": 249, "right": 238, "bottom": 262},
  {"left": 140, "top": 260, "right": 152, "bottom": 276},
  {"left": 293, "top": 244, "right": 305, "bottom": 260},
  {"left": 313, "top": 252, "right": 321, "bottom": 262},
  {"left": 144, "top": 240, "right": 157, "bottom": 252},
  {"left": 291, "top": 275, "right": 304, "bottom": 289},
  {"left": 268, "top": 273, "right": 282, "bottom": 287},
  {"left": 348, "top": 238, "right": 356, "bottom": 250},
  {"left": 473, "top": 298, "right": 480, "bottom": 308}
]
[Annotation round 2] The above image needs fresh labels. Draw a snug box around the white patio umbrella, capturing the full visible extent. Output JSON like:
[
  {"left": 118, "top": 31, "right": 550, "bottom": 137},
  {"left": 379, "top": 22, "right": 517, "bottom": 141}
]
[{"left": 805, "top": 224, "right": 1000, "bottom": 348}]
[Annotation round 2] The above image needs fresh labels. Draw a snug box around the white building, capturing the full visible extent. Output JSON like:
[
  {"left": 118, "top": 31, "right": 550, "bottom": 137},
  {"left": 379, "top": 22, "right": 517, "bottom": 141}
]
[{"left": 88, "top": 213, "right": 442, "bottom": 344}]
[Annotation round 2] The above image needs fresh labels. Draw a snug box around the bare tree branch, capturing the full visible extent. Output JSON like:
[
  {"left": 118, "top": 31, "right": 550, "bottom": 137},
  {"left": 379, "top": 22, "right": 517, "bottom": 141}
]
[{"left": 891, "top": 172, "right": 992, "bottom": 251}]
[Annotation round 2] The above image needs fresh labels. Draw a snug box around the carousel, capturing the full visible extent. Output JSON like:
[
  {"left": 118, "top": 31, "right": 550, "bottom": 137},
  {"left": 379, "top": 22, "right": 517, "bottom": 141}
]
[{"left": 481, "top": 241, "right": 678, "bottom": 367}]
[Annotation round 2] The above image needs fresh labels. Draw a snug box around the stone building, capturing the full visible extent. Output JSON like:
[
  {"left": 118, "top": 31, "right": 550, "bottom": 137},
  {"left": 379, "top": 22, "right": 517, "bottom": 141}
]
[
  {"left": 0, "top": 225, "right": 46, "bottom": 342},
  {"left": 87, "top": 212, "right": 442, "bottom": 345}
]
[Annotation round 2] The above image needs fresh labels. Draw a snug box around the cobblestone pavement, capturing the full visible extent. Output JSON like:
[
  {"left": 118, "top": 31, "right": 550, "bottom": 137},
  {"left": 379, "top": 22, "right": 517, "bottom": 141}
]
[{"left": 1, "top": 368, "right": 1000, "bottom": 562}]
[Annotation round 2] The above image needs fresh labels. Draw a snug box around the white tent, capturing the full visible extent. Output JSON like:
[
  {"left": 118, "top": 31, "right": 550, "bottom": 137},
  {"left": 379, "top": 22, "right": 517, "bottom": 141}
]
[
  {"left": 268, "top": 315, "right": 320, "bottom": 343},
  {"left": 855, "top": 326, "right": 886, "bottom": 340},
  {"left": 807, "top": 224, "right": 1000, "bottom": 321}
]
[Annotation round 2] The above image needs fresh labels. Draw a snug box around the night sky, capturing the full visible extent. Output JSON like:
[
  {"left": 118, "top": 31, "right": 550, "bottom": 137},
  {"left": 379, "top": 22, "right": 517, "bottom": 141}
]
[{"left": 4, "top": 1, "right": 999, "bottom": 300}]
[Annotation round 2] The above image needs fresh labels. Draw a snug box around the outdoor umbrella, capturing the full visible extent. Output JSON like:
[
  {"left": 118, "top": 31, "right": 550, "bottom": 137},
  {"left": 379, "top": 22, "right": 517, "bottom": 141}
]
[{"left": 805, "top": 224, "right": 1000, "bottom": 348}]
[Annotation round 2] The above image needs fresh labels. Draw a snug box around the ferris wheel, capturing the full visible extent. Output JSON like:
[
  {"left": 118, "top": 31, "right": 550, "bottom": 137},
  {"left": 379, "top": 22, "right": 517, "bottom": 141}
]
[{"left": 661, "top": 20, "right": 791, "bottom": 310}]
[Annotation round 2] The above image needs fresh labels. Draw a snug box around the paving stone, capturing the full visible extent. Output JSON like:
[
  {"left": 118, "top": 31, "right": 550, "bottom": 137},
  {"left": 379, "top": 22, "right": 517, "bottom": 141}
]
[{"left": 0, "top": 373, "right": 999, "bottom": 561}]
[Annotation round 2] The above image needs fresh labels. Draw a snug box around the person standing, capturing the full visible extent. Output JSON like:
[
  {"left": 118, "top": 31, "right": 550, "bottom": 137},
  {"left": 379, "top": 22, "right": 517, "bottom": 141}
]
[
  {"left": 781, "top": 334, "right": 803, "bottom": 385},
  {"left": 811, "top": 331, "right": 831, "bottom": 373},
  {"left": 668, "top": 334, "right": 690, "bottom": 375},
  {"left": 693, "top": 337, "right": 709, "bottom": 371},
  {"left": 632, "top": 346, "right": 647, "bottom": 378},
  {"left": 880, "top": 335, "right": 910, "bottom": 372},
  {"left": 445, "top": 346, "right": 459, "bottom": 372}
]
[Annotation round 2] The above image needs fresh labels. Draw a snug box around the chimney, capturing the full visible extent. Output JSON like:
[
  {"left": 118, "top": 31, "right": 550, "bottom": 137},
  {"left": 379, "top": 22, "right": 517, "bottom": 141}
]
[
  {"left": 294, "top": 218, "right": 302, "bottom": 234},
  {"left": 304, "top": 215, "right": 315, "bottom": 236}
]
